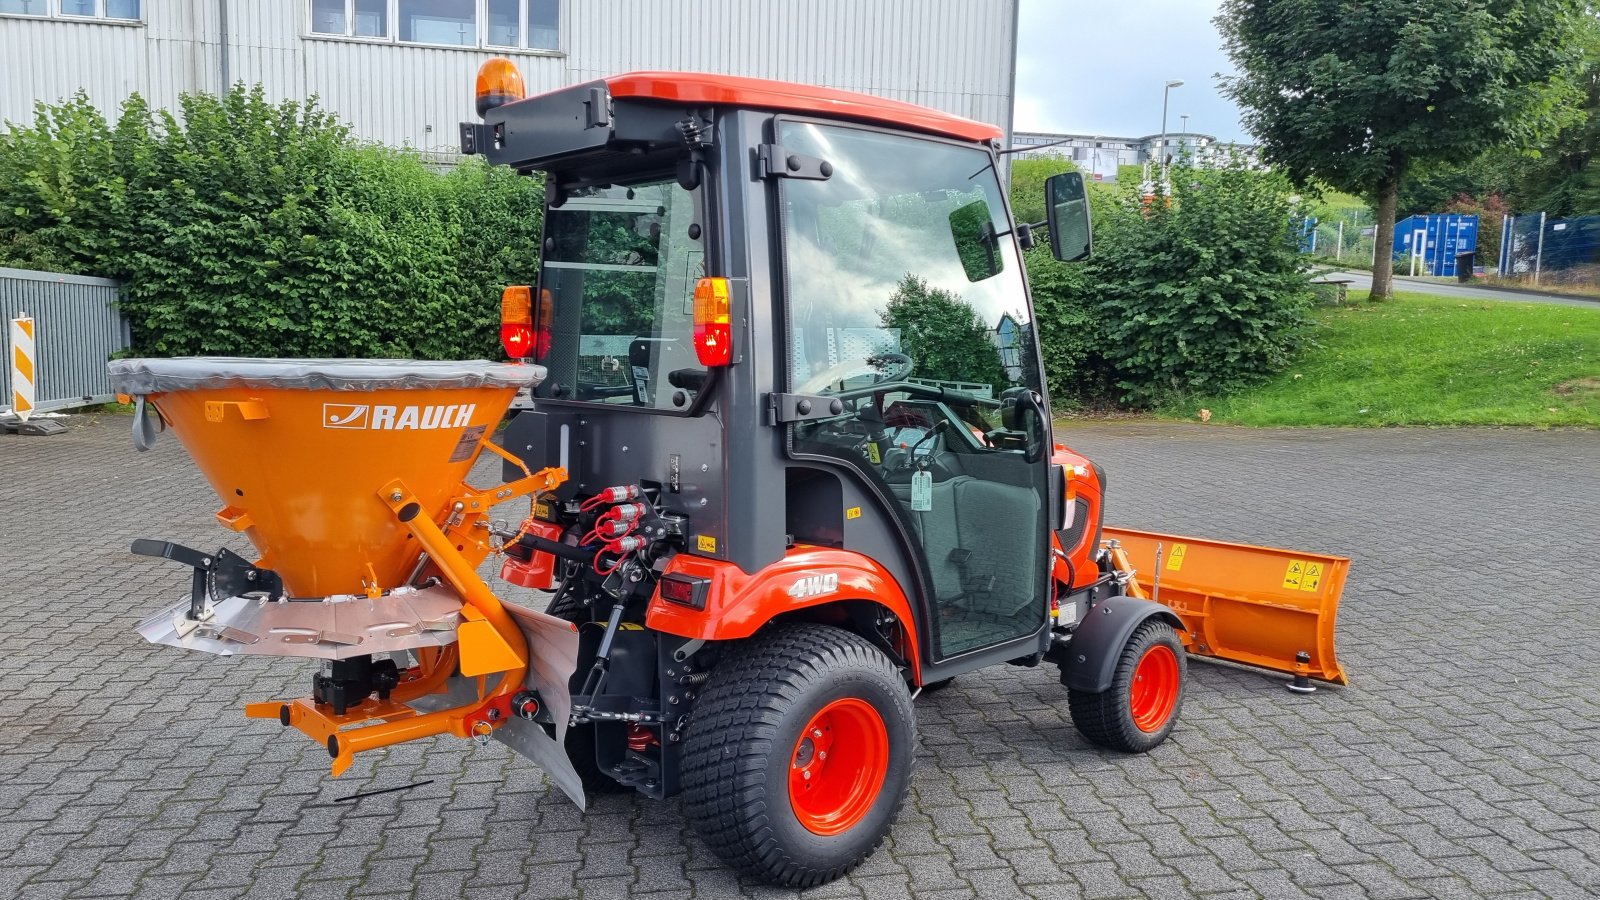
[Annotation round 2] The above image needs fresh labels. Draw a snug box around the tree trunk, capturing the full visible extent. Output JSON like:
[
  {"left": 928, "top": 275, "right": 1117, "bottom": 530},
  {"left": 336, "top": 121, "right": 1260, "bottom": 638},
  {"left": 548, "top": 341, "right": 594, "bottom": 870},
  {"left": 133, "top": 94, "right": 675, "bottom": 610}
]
[{"left": 1370, "top": 171, "right": 1400, "bottom": 300}]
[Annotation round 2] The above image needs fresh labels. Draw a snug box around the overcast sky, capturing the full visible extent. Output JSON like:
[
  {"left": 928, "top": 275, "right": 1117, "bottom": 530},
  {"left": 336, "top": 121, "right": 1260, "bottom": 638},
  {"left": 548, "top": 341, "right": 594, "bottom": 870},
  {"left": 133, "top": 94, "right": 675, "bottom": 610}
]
[{"left": 1013, "top": 0, "right": 1250, "bottom": 142}]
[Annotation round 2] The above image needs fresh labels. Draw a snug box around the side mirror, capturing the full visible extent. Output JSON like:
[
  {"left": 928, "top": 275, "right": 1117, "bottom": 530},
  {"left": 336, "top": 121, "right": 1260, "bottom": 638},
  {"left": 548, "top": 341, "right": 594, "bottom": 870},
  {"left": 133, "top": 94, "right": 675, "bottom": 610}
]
[
  {"left": 1045, "top": 172, "right": 1092, "bottom": 262},
  {"left": 949, "top": 199, "right": 1004, "bottom": 282}
]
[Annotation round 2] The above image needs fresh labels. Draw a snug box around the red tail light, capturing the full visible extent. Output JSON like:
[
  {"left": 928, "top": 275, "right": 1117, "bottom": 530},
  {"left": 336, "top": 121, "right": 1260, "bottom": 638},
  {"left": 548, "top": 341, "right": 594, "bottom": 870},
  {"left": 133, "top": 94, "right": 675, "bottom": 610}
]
[
  {"left": 692, "top": 277, "right": 732, "bottom": 367},
  {"left": 500, "top": 285, "right": 533, "bottom": 359}
]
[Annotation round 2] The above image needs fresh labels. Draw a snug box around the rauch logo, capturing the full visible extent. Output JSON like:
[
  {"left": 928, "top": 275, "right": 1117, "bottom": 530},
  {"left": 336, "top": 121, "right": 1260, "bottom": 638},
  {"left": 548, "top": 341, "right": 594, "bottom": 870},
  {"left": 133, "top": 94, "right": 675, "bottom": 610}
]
[{"left": 322, "top": 403, "right": 476, "bottom": 430}]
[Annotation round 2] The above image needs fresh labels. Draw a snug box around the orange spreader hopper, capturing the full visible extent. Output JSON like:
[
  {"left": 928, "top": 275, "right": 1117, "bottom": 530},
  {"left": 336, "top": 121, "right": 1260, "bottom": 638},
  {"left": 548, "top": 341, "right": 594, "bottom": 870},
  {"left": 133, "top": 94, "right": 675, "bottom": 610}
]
[
  {"left": 109, "top": 359, "right": 586, "bottom": 795},
  {"left": 110, "top": 358, "right": 539, "bottom": 597}
]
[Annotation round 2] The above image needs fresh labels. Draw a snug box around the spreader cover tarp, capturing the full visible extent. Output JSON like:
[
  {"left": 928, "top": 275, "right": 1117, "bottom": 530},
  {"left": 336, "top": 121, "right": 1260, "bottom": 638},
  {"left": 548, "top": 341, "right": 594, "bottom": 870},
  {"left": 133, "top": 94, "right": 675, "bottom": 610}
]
[{"left": 108, "top": 357, "right": 544, "bottom": 394}]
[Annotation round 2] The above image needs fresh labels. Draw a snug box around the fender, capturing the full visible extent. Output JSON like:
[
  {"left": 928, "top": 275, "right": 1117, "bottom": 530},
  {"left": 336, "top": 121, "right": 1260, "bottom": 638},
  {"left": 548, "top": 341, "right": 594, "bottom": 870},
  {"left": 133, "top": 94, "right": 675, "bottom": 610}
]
[
  {"left": 645, "top": 545, "right": 920, "bottom": 674},
  {"left": 1050, "top": 443, "right": 1104, "bottom": 591},
  {"left": 1058, "top": 595, "right": 1184, "bottom": 693}
]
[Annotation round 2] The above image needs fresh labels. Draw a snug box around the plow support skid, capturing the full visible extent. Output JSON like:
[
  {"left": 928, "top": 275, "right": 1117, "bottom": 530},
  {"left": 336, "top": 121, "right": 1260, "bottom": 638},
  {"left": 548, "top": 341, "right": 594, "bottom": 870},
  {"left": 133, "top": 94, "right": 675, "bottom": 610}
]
[{"left": 1103, "top": 527, "right": 1349, "bottom": 685}]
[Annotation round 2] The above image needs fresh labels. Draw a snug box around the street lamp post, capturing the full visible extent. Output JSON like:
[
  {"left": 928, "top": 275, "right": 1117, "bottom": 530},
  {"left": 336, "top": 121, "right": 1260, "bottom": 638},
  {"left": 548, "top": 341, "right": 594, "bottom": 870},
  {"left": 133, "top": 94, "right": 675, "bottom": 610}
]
[{"left": 1158, "top": 79, "right": 1184, "bottom": 185}]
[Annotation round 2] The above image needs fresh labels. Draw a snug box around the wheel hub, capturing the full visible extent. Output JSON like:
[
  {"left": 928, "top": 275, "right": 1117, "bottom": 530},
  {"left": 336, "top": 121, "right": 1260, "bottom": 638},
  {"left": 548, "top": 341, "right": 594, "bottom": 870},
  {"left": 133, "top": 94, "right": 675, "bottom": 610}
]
[
  {"left": 788, "top": 698, "right": 889, "bottom": 836},
  {"left": 1129, "top": 643, "right": 1180, "bottom": 733}
]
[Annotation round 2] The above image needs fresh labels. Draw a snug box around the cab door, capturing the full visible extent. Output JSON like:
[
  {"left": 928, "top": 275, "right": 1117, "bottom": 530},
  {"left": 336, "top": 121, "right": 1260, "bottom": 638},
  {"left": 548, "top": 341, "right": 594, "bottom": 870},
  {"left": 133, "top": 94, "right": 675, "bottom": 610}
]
[{"left": 771, "top": 118, "right": 1053, "bottom": 662}]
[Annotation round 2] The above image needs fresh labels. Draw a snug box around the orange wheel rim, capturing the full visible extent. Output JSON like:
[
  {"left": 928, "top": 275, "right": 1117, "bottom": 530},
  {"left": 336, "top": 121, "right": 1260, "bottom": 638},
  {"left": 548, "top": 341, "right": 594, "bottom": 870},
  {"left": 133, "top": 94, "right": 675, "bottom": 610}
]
[
  {"left": 1129, "top": 644, "right": 1180, "bottom": 732},
  {"left": 788, "top": 697, "right": 890, "bottom": 836}
]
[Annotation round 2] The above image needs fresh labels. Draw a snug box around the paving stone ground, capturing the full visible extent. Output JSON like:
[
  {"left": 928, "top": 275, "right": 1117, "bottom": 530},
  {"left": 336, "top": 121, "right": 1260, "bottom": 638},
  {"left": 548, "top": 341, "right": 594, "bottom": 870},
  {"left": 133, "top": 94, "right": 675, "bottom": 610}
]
[{"left": 1, "top": 415, "right": 1597, "bottom": 899}]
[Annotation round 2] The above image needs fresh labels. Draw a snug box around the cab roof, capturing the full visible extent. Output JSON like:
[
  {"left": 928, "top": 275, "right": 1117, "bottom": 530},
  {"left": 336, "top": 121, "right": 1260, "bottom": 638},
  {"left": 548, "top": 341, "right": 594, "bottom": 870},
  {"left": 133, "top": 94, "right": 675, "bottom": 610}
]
[{"left": 602, "top": 71, "right": 1004, "bottom": 144}]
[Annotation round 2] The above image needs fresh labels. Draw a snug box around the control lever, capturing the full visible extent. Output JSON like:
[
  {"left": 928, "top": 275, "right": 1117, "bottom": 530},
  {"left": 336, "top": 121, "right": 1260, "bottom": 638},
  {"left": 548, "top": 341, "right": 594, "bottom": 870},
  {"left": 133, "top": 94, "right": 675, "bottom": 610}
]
[{"left": 131, "top": 539, "right": 286, "bottom": 627}]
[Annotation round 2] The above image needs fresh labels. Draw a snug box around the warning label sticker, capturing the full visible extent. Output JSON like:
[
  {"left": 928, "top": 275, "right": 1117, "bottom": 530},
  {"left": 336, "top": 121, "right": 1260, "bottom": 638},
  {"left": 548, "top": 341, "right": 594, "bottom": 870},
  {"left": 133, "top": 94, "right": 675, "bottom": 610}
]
[
  {"left": 1300, "top": 562, "right": 1323, "bottom": 591},
  {"left": 1166, "top": 543, "right": 1187, "bottom": 571},
  {"left": 697, "top": 534, "right": 717, "bottom": 553},
  {"left": 448, "top": 425, "right": 487, "bottom": 463},
  {"left": 1282, "top": 559, "right": 1324, "bottom": 592}
]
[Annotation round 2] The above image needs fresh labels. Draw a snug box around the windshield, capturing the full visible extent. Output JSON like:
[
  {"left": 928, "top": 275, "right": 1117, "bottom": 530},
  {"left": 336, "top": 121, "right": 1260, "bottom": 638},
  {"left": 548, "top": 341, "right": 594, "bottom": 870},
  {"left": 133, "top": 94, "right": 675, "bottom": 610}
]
[
  {"left": 535, "top": 176, "right": 707, "bottom": 409},
  {"left": 781, "top": 123, "right": 1040, "bottom": 412}
]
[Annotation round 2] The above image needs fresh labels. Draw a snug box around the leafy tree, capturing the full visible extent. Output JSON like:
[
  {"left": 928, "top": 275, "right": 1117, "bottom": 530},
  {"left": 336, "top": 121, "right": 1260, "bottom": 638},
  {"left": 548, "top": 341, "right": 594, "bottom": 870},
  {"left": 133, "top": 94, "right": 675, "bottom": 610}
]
[
  {"left": 881, "top": 275, "right": 1009, "bottom": 391},
  {"left": 1217, "top": 0, "right": 1588, "bottom": 298},
  {"left": 1509, "top": 43, "right": 1600, "bottom": 216},
  {"left": 1396, "top": 150, "right": 1525, "bottom": 218},
  {"left": 1008, "top": 157, "right": 1078, "bottom": 227}
]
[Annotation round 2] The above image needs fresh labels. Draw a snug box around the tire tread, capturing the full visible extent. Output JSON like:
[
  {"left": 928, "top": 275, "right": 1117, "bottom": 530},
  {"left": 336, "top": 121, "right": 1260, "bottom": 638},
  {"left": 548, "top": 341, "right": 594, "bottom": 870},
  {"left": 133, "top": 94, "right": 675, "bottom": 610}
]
[{"left": 680, "top": 624, "right": 914, "bottom": 888}]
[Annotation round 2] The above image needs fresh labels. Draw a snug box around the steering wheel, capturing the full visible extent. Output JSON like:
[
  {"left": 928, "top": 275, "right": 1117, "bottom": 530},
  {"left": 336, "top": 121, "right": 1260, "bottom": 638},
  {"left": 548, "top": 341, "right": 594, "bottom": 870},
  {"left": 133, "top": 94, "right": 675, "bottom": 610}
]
[{"left": 796, "top": 352, "right": 915, "bottom": 395}]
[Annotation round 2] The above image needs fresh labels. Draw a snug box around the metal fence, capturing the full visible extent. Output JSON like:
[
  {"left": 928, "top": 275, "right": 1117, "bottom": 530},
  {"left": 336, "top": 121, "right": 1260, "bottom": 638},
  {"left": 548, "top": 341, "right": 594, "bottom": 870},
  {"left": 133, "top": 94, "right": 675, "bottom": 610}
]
[
  {"left": 1, "top": 267, "right": 129, "bottom": 414},
  {"left": 1306, "top": 209, "right": 1379, "bottom": 266},
  {"left": 1499, "top": 213, "right": 1600, "bottom": 286}
]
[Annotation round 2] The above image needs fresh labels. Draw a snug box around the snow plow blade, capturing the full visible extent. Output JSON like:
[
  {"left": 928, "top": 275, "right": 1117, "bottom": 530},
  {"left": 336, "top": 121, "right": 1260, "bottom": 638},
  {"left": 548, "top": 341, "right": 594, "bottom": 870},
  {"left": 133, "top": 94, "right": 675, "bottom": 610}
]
[{"left": 1102, "top": 526, "right": 1349, "bottom": 685}]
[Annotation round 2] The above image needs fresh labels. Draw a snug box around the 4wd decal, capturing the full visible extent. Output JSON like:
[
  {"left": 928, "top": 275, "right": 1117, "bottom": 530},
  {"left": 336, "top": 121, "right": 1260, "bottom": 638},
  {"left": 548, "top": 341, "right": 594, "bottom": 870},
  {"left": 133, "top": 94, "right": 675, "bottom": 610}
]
[
  {"left": 786, "top": 573, "right": 839, "bottom": 600},
  {"left": 322, "top": 403, "right": 476, "bottom": 431}
]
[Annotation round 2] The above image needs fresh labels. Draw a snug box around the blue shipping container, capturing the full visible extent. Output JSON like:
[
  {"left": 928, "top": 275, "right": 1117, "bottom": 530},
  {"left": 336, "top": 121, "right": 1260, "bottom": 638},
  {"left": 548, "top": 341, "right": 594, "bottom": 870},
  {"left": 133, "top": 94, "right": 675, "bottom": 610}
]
[{"left": 1393, "top": 214, "right": 1478, "bottom": 277}]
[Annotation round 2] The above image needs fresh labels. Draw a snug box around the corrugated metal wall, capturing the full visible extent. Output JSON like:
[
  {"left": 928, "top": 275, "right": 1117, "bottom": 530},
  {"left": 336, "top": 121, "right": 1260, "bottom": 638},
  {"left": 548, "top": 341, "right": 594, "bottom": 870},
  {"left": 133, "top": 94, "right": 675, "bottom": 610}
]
[
  {"left": 1, "top": 268, "right": 129, "bottom": 413},
  {"left": 2, "top": 0, "right": 1016, "bottom": 151}
]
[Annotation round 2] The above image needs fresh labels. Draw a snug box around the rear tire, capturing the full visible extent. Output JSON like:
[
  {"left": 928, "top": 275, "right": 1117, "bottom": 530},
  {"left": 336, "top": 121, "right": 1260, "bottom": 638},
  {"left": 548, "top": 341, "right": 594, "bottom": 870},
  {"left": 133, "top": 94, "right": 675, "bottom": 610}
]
[
  {"left": 1068, "top": 620, "right": 1185, "bottom": 752},
  {"left": 681, "top": 624, "right": 916, "bottom": 888}
]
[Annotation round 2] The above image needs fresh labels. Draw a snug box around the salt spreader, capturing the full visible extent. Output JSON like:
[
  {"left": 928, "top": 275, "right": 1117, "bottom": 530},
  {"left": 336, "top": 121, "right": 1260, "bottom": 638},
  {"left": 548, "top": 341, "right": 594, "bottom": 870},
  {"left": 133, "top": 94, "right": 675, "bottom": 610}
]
[{"left": 110, "top": 358, "right": 592, "bottom": 799}]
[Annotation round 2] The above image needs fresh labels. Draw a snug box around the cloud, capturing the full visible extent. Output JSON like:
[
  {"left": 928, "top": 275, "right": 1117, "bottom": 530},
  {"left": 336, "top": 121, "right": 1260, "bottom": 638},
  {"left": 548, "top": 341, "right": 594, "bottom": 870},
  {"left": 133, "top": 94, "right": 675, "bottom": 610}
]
[{"left": 1014, "top": 0, "right": 1251, "bottom": 142}]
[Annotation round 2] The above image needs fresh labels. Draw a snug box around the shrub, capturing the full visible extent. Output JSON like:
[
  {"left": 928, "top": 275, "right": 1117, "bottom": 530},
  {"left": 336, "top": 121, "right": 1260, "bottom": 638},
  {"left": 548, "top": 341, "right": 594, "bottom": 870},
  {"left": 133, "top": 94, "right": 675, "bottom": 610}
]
[
  {"left": 1022, "top": 163, "right": 1313, "bottom": 407},
  {"left": 0, "top": 87, "right": 543, "bottom": 359}
]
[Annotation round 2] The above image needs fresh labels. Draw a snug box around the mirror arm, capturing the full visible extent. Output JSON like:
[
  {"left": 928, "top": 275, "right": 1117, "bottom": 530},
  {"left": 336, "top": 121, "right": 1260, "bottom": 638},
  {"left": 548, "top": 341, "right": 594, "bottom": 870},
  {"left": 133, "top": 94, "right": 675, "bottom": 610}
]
[{"left": 998, "top": 220, "right": 1049, "bottom": 238}]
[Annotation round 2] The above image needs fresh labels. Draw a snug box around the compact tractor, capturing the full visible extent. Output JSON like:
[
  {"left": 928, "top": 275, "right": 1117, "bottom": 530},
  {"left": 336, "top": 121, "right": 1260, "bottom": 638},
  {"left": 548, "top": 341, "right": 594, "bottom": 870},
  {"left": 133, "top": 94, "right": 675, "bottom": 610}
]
[{"left": 111, "top": 61, "right": 1347, "bottom": 888}]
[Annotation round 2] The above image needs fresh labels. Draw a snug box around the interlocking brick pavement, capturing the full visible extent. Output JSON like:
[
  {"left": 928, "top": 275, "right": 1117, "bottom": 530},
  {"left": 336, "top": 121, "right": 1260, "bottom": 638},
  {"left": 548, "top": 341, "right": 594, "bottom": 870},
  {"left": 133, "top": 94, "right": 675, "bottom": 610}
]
[{"left": 1, "top": 416, "right": 1597, "bottom": 898}]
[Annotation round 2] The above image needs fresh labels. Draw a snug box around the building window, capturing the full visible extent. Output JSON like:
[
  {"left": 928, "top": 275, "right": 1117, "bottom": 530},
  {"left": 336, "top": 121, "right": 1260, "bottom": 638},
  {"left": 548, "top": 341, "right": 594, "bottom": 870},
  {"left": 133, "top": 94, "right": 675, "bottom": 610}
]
[
  {"left": 309, "top": 0, "right": 557, "bottom": 51},
  {"left": 1, "top": 0, "right": 139, "bottom": 19},
  {"left": 311, "top": 0, "right": 346, "bottom": 33},
  {"left": 354, "top": 0, "right": 386, "bottom": 36},
  {"left": 399, "top": 0, "right": 474, "bottom": 46}
]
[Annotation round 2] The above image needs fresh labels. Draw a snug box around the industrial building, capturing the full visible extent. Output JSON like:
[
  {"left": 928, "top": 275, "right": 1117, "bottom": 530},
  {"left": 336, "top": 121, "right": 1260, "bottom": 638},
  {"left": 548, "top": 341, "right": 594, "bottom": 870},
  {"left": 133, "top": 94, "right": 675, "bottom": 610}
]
[
  {"left": 1010, "top": 129, "right": 1261, "bottom": 182},
  {"left": 1, "top": 0, "right": 1020, "bottom": 156}
]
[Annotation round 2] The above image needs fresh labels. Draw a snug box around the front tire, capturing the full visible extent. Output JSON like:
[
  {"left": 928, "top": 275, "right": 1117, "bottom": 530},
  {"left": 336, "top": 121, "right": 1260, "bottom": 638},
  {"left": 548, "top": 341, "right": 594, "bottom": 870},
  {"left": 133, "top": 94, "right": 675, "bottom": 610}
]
[
  {"left": 681, "top": 624, "right": 916, "bottom": 888},
  {"left": 1068, "top": 619, "right": 1185, "bottom": 752}
]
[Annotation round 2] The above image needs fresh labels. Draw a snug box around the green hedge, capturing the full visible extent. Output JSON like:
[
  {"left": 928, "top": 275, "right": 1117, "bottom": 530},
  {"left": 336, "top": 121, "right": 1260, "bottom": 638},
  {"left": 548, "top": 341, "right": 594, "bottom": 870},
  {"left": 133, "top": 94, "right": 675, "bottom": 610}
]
[
  {"left": 0, "top": 86, "right": 543, "bottom": 359},
  {"left": 1013, "top": 159, "right": 1313, "bottom": 407}
]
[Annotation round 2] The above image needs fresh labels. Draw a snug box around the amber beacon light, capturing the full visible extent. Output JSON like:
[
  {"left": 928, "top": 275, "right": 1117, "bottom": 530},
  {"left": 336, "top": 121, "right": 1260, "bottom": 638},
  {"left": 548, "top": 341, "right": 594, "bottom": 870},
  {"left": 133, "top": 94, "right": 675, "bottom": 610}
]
[{"left": 475, "top": 57, "right": 526, "bottom": 116}]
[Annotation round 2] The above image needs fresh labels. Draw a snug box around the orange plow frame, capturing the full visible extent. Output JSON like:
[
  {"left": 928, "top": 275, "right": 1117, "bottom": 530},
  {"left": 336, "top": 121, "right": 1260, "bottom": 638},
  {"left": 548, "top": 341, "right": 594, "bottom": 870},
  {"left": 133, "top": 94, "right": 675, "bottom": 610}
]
[{"left": 1103, "top": 527, "right": 1349, "bottom": 685}]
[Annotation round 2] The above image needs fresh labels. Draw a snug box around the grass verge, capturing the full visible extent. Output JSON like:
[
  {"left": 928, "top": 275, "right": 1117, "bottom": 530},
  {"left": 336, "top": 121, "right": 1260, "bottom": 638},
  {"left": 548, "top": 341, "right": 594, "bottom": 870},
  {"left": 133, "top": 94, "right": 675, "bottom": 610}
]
[{"left": 1157, "top": 290, "right": 1600, "bottom": 426}]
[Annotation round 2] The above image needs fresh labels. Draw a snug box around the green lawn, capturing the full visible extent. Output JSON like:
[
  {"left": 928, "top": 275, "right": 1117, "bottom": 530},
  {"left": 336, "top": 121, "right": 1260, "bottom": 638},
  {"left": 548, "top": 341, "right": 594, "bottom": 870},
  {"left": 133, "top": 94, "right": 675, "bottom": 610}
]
[{"left": 1157, "top": 291, "right": 1600, "bottom": 426}]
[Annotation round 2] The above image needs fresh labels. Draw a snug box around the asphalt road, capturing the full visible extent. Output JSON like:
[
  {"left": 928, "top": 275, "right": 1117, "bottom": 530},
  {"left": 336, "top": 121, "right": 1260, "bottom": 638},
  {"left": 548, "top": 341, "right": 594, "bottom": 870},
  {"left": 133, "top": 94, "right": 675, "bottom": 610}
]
[
  {"left": 2, "top": 416, "right": 1598, "bottom": 899},
  {"left": 1328, "top": 270, "right": 1600, "bottom": 308}
]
